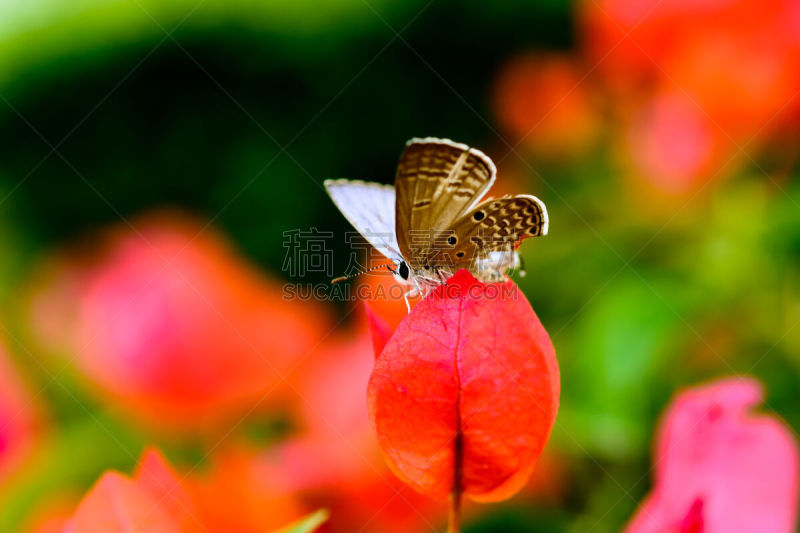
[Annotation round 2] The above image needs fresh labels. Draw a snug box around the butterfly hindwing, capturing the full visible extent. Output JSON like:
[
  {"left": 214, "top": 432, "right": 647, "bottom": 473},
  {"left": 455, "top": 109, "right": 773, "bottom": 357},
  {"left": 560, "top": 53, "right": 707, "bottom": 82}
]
[
  {"left": 437, "top": 194, "right": 548, "bottom": 269},
  {"left": 395, "top": 138, "right": 496, "bottom": 265}
]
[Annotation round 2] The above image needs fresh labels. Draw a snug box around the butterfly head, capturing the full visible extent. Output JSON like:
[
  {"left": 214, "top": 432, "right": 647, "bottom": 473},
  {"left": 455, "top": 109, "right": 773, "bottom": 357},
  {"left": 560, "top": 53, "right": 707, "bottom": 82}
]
[
  {"left": 389, "top": 259, "right": 445, "bottom": 293},
  {"left": 397, "top": 260, "right": 410, "bottom": 281}
]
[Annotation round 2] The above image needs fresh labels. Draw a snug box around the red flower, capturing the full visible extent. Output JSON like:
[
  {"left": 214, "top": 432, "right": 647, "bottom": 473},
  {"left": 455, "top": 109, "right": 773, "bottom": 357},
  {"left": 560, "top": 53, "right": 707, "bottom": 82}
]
[
  {"left": 367, "top": 270, "right": 560, "bottom": 502},
  {"left": 626, "top": 378, "right": 798, "bottom": 533}
]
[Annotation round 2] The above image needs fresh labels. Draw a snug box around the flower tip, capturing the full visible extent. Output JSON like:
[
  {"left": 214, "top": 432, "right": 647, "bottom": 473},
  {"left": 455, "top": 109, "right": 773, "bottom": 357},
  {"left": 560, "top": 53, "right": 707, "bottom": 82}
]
[
  {"left": 364, "top": 301, "right": 393, "bottom": 358},
  {"left": 444, "top": 269, "right": 483, "bottom": 289},
  {"left": 136, "top": 446, "right": 167, "bottom": 466},
  {"left": 678, "top": 376, "right": 764, "bottom": 415}
]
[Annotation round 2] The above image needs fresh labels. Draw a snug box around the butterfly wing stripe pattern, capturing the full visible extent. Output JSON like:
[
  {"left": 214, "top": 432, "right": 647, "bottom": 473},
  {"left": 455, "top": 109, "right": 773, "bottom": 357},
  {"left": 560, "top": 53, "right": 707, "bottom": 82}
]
[
  {"left": 446, "top": 195, "right": 548, "bottom": 266},
  {"left": 394, "top": 137, "right": 496, "bottom": 264},
  {"left": 323, "top": 179, "right": 400, "bottom": 261}
]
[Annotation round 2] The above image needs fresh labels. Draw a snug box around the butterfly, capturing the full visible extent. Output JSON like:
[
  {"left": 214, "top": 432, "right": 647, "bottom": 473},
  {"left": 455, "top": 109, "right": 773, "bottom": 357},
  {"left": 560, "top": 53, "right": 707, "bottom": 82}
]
[{"left": 325, "top": 137, "right": 548, "bottom": 310}]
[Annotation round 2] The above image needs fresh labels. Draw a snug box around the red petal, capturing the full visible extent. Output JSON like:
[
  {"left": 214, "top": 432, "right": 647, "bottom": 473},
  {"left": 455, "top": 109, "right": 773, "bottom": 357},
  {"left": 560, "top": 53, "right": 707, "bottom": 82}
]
[
  {"left": 134, "top": 448, "right": 198, "bottom": 531},
  {"left": 63, "top": 472, "right": 181, "bottom": 533},
  {"left": 364, "top": 302, "right": 394, "bottom": 358},
  {"left": 367, "top": 270, "right": 560, "bottom": 501}
]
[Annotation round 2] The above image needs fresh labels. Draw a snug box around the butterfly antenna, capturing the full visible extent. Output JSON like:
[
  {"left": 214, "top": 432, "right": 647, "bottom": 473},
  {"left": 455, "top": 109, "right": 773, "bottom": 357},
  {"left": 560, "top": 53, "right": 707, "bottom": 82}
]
[{"left": 331, "top": 263, "right": 396, "bottom": 284}]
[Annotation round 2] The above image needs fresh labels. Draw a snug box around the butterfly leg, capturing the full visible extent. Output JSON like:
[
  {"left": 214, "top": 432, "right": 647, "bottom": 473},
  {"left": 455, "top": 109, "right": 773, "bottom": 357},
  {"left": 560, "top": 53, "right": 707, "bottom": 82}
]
[
  {"left": 403, "top": 288, "right": 419, "bottom": 313},
  {"left": 402, "top": 276, "right": 425, "bottom": 313}
]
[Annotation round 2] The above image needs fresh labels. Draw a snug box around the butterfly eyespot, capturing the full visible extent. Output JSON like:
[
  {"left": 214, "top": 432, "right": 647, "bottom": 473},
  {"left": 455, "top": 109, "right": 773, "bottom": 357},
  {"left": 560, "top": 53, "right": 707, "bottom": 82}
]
[
  {"left": 447, "top": 236, "right": 457, "bottom": 245},
  {"left": 424, "top": 264, "right": 430, "bottom": 270},
  {"left": 456, "top": 252, "right": 465, "bottom": 258},
  {"left": 473, "top": 211, "right": 485, "bottom": 221}
]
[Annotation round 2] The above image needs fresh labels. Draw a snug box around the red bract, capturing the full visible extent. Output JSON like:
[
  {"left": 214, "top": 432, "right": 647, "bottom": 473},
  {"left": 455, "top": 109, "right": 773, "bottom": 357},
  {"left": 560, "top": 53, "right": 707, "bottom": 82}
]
[
  {"left": 626, "top": 378, "right": 799, "bottom": 533},
  {"left": 364, "top": 304, "right": 393, "bottom": 359},
  {"left": 367, "top": 270, "right": 560, "bottom": 502}
]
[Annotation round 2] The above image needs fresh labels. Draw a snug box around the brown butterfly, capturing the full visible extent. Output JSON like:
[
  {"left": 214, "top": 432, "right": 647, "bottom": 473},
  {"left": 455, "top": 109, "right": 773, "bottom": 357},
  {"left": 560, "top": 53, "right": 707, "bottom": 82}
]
[{"left": 325, "top": 137, "right": 548, "bottom": 309}]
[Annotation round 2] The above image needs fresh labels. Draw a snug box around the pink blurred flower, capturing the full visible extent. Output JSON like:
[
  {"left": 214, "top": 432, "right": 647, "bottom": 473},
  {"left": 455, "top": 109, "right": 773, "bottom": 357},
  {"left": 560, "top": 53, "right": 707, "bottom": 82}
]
[
  {"left": 0, "top": 337, "right": 40, "bottom": 486},
  {"left": 24, "top": 211, "right": 332, "bottom": 430},
  {"left": 626, "top": 91, "right": 717, "bottom": 193},
  {"left": 626, "top": 377, "right": 798, "bottom": 533}
]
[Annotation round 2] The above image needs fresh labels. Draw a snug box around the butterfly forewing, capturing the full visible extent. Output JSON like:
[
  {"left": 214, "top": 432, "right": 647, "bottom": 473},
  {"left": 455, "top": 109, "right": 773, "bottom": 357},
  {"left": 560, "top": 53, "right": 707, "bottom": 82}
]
[
  {"left": 395, "top": 138, "right": 496, "bottom": 269},
  {"left": 324, "top": 179, "right": 401, "bottom": 261}
]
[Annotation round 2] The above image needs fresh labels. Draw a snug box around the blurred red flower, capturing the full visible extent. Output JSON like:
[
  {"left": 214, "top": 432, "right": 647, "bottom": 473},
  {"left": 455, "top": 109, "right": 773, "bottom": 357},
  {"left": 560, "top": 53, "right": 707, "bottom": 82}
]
[
  {"left": 62, "top": 447, "right": 316, "bottom": 533},
  {"left": 63, "top": 449, "right": 193, "bottom": 533},
  {"left": 272, "top": 316, "right": 446, "bottom": 532},
  {"left": 24, "top": 211, "right": 332, "bottom": 429},
  {"left": 626, "top": 377, "right": 798, "bottom": 533},
  {"left": 186, "top": 446, "right": 308, "bottom": 532},
  {"left": 0, "top": 337, "right": 40, "bottom": 486},
  {"left": 581, "top": 0, "right": 800, "bottom": 190},
  {"left": 493, "top": 52, "right": 600, "bottom": 160},
  {"left": 368, "top": 270, "right": 560, "bottom": 502}
]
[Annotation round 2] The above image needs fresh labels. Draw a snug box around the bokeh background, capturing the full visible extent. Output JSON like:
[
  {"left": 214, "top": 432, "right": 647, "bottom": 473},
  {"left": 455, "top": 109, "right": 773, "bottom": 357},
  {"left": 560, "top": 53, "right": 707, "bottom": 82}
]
[{"left": 1, "top": 0, "right": 799, "bottom": 531}]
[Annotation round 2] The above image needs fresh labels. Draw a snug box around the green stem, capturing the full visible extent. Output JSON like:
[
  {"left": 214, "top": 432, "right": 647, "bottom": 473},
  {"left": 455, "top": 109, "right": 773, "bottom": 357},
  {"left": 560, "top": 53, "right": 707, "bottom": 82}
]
[
  {"left": 447, "top": 489, "right": 461, "bottom": 533},
  {"left": 448, "top": 431, "right": 463, "bottom": 533}
]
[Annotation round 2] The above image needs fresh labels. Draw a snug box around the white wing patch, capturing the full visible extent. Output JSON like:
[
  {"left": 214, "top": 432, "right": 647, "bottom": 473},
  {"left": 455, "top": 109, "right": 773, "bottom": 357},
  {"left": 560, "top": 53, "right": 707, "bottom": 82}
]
[{"left": 323, "top": 179, "right": 401, "bottom": 261}]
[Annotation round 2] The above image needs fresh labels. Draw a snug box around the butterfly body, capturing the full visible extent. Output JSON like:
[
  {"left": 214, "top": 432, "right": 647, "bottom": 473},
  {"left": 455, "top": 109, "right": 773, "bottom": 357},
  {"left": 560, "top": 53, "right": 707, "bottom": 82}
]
[{"left": 325, "top": 138, "right": 547, "bottom": 308}]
